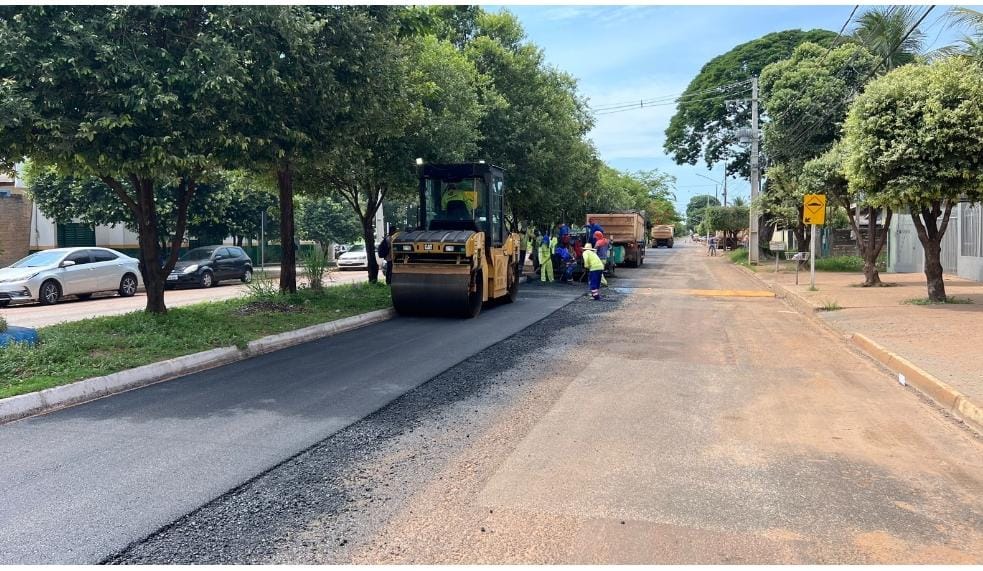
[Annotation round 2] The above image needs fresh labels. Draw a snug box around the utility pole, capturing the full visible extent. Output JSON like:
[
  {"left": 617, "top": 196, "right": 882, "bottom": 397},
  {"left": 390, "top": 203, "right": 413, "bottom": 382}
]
[{"left": 749, "top": 76, "right": 761, "bottom": 265}]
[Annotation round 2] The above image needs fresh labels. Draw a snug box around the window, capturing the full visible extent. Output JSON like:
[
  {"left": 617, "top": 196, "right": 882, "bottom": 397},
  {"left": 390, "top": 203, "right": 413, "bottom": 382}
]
[
  {"left": 217, "top": 248, "right": 233, "bottom": 258},
  {"left": 231, "top": 247, "right": 247, "bottom": 258},
  {"left": 961, "top": 203, "right": 981, "bottom": 257},
  {"left": 65, "top": 251, "right": 92, "bottom": 266},
  {"left": 491, "top": 175, "right": 504, "bottom": 245},
  {"left": 91, "top": 250, "right": 118, "bottom": 263}
]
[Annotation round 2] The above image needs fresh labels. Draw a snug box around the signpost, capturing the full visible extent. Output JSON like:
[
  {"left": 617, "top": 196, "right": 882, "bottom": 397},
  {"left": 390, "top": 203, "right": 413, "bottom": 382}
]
[
  {"left": 769, "top": 240, "right": 786, "bottom": 272},
  {"left": 802, "top": 194, "right": 826, "bottom": 289}
]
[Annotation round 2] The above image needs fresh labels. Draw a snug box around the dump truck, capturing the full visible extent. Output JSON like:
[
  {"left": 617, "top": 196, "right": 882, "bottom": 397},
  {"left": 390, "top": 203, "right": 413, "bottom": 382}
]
[
  {"left": 650, "top": 224, "right": 674, "bottom": 248},
  {"left": 586, "top": 211, "right": 647, "bottom": 268},
  {"left": 389, "top": 163, "right": 521, "bottom": 318}
]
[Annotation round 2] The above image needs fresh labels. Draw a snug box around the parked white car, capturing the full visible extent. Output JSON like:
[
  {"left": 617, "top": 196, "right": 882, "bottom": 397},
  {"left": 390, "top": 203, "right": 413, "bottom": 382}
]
[
  {"left": 0, "top": 247, "right": 142, "bottom": 306},
  {"left": 337, "top": 244, "right": 369, "bottom": 270}
]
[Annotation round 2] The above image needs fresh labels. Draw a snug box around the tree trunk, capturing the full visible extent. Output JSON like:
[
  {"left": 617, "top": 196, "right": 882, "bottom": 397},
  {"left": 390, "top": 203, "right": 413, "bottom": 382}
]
[
  {"left": 362, "top": 216, "right": 379, "bottom": 284},
  {"left": 909, "top": 201, "right": 953, "bottom": 302},
  {"left": 277, "top": 162, "right": 297, "bottom": 294},
  {"left": 134, "top": 178, "right": 168, "bottom": 314}
]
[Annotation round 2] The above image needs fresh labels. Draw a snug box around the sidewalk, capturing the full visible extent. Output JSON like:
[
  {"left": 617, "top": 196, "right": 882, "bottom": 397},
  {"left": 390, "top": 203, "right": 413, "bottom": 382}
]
[{"left": 739, "top": 262, "right": 983, "bottom": 432}]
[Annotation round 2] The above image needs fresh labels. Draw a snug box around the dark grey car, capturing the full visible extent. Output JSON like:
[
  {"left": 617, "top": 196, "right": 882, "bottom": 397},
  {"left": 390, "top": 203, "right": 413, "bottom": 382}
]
[{"left": 166, "top": 246, "right": 253, "bottom": 289}]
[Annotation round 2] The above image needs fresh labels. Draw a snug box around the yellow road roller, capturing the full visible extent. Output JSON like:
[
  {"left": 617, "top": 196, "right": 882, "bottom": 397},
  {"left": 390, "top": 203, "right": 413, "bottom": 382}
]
[{"left": 389, "top": 162, "right": 521, "bottom": 318}]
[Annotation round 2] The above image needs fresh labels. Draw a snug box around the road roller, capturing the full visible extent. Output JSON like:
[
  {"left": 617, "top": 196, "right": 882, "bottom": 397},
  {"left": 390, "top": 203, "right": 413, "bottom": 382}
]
[{"left": 389, "top": 162, "right": 521, "bottom": 318}]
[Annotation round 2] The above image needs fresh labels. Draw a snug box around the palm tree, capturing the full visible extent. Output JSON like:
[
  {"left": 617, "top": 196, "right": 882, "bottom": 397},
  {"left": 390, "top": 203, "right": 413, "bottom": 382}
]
[
  {"left": 852, "top": 6, "right": 927, "bottom": 70},
  {"left": 932, "top": 7, "right": 983, "bottom": 61}
]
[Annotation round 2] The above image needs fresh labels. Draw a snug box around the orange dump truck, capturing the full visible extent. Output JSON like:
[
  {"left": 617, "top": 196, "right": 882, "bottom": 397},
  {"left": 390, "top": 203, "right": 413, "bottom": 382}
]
[{"left": 586, "top": 211, "right": 647, "bottom": 268}]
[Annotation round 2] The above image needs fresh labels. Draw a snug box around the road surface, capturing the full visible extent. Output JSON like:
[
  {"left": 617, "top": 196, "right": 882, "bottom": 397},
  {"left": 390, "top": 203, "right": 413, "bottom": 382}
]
[
  {"left": 0, "top": 269, "right": 368, "bottom": 329},
  {"left": 109, "top": 242, "right": 982, "bottom": 564},
  {"left": 0, "top": 279, "right": 583, "bottom": 564}
]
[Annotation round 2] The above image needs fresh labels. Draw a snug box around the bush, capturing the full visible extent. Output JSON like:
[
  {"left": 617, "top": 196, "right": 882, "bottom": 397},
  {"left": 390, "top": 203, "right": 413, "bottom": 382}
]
[
  {"left": 728, "top": 247, "right": 749, "bottom": 265},
  {"left": 0, "top": 315, "right": 6, "bottom": 332},
  {"left": 301, "top": 246, "right": 329, "bottom": 291}
]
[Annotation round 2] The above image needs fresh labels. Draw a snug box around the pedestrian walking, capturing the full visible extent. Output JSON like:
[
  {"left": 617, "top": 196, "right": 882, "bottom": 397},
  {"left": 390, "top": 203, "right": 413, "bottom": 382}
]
[
  {"left": 708, "top": 235, "right": 717, "bottom": 257},
  {"left": 538, "top": 235, "right": 554, "bottom": 283},
  {"left": 582, "top": 242, "right": 604, "bottom": 300},
  {"left": 377, "top": 229, "right": 396, "bottom": 285}
]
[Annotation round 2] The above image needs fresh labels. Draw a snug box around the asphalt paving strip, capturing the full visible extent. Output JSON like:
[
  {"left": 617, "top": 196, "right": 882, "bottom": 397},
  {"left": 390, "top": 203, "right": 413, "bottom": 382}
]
[{"left": 106, "top": 288, "right": 626, "bottom": 564}]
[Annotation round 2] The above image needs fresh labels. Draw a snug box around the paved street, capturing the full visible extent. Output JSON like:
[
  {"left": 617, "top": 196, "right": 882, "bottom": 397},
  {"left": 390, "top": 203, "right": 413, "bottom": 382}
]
[
  {"left": 2, "top": 242, "right": 981, "bottom": 564},
  {"left": 0, "top": 281, "right": 581, "bottom": 564},
  {"left": 98, "top": 241, "right": 983, "bottom": 564},
  {"left": 0, "top": 269, "right": 368, "bottom": 329}
]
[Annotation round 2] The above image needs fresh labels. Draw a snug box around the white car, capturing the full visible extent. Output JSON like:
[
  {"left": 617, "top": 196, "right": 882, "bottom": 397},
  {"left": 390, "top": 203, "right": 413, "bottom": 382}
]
[
  {"left": 0, "top": 247, "right": 142, "bottom": 306},
  {"left": 337, "top": 244, "right": 369, "bottom": 270}
]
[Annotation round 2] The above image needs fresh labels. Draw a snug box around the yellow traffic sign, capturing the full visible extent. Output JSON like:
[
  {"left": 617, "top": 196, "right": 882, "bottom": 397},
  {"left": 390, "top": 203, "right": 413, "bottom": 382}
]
[{"left": 803, "top": 194, "right": 826, "bottom": 225}]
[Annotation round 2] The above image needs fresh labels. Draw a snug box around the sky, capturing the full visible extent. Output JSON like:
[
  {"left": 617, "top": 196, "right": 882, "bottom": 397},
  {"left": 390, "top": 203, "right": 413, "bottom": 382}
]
[{"left": 498, "top": 4, "right": 965, "bottom": 215}]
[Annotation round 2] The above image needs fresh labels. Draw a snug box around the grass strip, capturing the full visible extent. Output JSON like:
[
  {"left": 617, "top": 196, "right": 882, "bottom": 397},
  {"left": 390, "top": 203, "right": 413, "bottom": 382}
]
[{"left": 0, "top": 282, "right": 391, "bottom": 400}]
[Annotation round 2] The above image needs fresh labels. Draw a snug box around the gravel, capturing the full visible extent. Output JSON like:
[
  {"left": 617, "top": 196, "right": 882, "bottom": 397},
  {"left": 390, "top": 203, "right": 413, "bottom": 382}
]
[{"left": 106, "top": 287, "right": 625, "bottom": 564}]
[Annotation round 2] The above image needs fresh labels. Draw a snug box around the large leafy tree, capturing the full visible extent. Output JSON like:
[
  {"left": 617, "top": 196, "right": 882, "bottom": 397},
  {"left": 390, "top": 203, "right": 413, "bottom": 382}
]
[
  {"left": 664, "top": 29, "right": 837, "bottom": 178},
  {"left": 705, "top": 204, "right": 750, "bottom": 244},
  {"left": 800, "top": 142, "right": 892, "bottom": 286},
  {"left": 306, "top": 31, "right": 486, "bottom": 283},
  {"left": 760, "top": 42, "right": 879, "bottom": 169},
  {"left": 0, "top": 6, "right": 248, "bottom": 313},
  {"left": 224, "top": 6, "right": 389, "bottom": 293},
  {"left": 297, "top": 196, "right": 361, "bottom": 253},
  {"left": 685, "top": 194, "right": 720, "bottom": 232},
  {"left": 844, "top": 57, "right": 983, "bottom": 301}
]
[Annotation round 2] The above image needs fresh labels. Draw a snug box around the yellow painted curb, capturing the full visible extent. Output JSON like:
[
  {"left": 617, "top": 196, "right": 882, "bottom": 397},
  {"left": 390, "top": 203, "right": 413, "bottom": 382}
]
[{"left": 851, "top": 333, "right": 983, "bottom": 434}]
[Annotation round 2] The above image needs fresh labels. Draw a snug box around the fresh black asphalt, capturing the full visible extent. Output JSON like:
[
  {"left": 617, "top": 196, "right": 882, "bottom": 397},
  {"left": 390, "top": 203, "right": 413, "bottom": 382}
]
[{"left": 0, "top": 286, "right": 581, "bottom": 564}]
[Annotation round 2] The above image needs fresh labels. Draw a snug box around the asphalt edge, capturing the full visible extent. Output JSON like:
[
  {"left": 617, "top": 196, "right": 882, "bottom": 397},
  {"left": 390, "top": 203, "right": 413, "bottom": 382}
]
[
  {"left": 732, "top": 262, "right": 983, "bottom": 435},
  {"left": 0, "top": 308, "right": 396, "bottom": 425}
]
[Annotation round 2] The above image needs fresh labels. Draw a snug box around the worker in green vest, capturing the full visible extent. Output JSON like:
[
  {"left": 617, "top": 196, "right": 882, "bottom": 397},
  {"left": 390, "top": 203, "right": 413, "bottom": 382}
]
[{"left": 538, "top": 234, "right": 554, "bottom": 283}]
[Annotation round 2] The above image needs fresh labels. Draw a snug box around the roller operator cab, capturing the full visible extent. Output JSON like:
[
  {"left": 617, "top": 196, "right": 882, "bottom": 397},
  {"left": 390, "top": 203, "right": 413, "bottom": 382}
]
[{"left": 389, "top": 163, "right": 521, "bottom": 318}]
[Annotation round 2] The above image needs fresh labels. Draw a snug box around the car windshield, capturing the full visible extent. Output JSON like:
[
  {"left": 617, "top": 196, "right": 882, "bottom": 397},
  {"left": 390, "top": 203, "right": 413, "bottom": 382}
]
[
  {"left": 181, "top": 247, "right": 217, "bottom": 261},
  {"left": 10, "top": 250, "right": 65, "bottom": 268},
  {"left": 348, "top": 245, "right": 365, "bottom": 253}
]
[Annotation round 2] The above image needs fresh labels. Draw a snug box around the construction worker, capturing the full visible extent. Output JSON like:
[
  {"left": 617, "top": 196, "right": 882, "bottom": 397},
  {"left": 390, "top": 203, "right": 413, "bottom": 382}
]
[
  {"left": 519, "top": 226, "right": 532, "bottom": 275},
  {"left": 539, "top": 234, "right": 554, "bottom": 283},
  {"left": 582, "top": 242, "right": 605, "bottom": 300},
  {"left": 585, "top": 218, "right": 604, "bottom": 245},
  {"left": 440, "top": 182, "right": 476, "bottom": 214},
  {"left": 594, "top": 230, "right": 610, "bottom": 286},
  {"left": 556, "top": 244, "right": 575, "bottom": 283}
]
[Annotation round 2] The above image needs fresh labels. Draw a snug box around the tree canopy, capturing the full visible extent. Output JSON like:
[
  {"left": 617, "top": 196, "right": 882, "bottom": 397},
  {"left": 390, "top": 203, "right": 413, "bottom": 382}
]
[{"left": 664, "top": 29, "right": 837, "bottom": 178}]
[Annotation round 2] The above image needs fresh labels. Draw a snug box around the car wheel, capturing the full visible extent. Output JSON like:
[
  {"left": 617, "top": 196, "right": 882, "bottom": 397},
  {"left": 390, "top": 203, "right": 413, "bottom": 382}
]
[
  {"left": 39, "top": 280, "right": 61, "bottom": 306},
  {"left": 77, "top": 293, "right": 93, "bottom": 301},
  {"left": 241, "top": 268, "right": 253, "bottom": 283},
  {"left": 118, "top": 274, "right": 138, "bottom": 297},
  {"left": 200, "top": 270, "right": 214, "bottom": 288}
]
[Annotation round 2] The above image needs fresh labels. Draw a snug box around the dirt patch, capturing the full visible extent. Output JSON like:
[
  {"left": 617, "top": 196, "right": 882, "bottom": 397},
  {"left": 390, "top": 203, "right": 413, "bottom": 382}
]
[{"left": 233, "top": 300, "right": 304, "bottom": 316}]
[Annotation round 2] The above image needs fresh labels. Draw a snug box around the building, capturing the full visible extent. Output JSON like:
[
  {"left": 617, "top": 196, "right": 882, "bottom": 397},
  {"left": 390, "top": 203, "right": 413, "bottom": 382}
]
[{"left": 887, "top": 202, "right": 983, "bottom": 281}]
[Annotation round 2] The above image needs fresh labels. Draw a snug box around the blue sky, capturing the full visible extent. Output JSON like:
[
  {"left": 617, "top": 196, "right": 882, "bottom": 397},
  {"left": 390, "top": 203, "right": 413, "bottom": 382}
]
[{"left": 498, "top": 5, "right": 963, "bottom": 213}]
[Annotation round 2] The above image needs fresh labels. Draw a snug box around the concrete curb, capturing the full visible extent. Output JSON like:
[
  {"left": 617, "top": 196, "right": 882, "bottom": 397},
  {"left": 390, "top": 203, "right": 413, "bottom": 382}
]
[
  {"left": 732, "top": 262, "right": 983, "bottom": 435},
  {"left": 0, "top": 308, "right": 396, "bottom": 425},
  {"left": 851, "top": 333, "right": 983, "bottom": 434}
]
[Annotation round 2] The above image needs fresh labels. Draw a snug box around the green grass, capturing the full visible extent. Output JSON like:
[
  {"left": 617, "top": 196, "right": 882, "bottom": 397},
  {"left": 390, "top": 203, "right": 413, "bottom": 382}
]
[
  {"left": 0, "top": 282, "right": 391, "bottom": 400},
  {"left": 903, "top": 296, "right": 974, "bottom": 306},
  {"left": 812, "top": 255, "right": 887, "bottom": 273},
  {"left": 819, "top": 299, "right": 842, "bottom": 311},
  {"left": 728, "top": 247, "right": 750, "bottom": 266}
]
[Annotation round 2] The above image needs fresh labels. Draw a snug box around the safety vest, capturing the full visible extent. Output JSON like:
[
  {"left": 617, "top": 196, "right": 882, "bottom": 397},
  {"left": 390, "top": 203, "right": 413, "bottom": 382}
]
[
  {"left": 583, "top": 249, "right": 604, "bottom": 271},
  {"left": 441, "top": 189, "right": 476, "bottom": 211}
]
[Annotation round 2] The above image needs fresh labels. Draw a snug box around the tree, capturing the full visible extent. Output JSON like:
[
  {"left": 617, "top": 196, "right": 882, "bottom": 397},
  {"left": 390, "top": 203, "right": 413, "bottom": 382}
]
[
  {"left": 800, "top": 142, "right": 892, "bottom": 286},
  {"left": 844, "top": 58, "right": 983, "bottom": 301},
  {"left": 760, "top": 41, "right": 879, "bottom": 169},
  {"left": 852, "top": 6, "right": 927, "bottom": 70},
  {"left": 223, "top": 6, "right": 391, "bottom": 293},
  {"left": 308, "top": 31, "right": 486, "bottom": 283},
  {"left": 0, "top": 7, "right": 248, "bottom": 313},
  {"left": 297, "top": 196, "right": 361, "bottom": 252},
  {"left": 934, "top": 7, "right": 983, "bottom": 62},
  {"left": 686, "top": 194, "right": 720, "bottom": 232},
  {"left": 705, "top": 205, "right": 750, "bottom": 245},
  {"left": 664, "top": 29, "right": 837, "bottom": 178}
]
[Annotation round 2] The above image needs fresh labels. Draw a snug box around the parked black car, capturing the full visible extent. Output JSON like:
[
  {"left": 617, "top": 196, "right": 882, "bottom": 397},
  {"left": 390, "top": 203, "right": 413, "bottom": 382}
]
[{"left": 166, "top": 246, "right": 253, "bottom": 289}]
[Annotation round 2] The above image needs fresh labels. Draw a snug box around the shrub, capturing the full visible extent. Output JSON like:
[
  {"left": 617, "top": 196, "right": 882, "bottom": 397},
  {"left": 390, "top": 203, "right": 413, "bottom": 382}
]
[
  {"left": 301, "top": 246, "right": 329, "bottom": 291},
  {"left": 0, "top": 315, "right": 6, "bottom": 332}
]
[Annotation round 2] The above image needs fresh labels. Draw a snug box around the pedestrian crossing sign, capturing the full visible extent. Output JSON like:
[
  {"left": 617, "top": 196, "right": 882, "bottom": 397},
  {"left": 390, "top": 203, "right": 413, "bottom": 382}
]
[{"left": 802, "top": 194, "right": 826, "bottom": 225}]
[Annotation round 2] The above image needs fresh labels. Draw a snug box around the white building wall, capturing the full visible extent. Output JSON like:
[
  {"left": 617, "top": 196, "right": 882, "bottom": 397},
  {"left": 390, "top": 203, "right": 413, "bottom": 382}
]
[
  {"left": 94, "top": 224, "right": 140, "bottom": 249},
  {"left": 30, "top": 207, "right": 57, "bottom": 249}
]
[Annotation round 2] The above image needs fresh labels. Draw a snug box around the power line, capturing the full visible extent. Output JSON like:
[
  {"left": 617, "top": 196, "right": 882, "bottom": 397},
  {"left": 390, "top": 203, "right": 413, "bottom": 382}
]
[
  {"left": 592, "top": 83, "right": 751, "bottom": 116},
  {"left": 778, "top": 5, "right": 936, "bottom": 159},
  {"left": 588, "top": 78, "right": 752, "bottom": 112}
]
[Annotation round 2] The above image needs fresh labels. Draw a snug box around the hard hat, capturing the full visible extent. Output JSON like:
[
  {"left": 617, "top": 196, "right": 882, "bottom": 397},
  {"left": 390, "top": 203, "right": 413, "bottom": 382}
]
[{"left": 594, "top": 230, "right": 603, "bottom": 238}]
